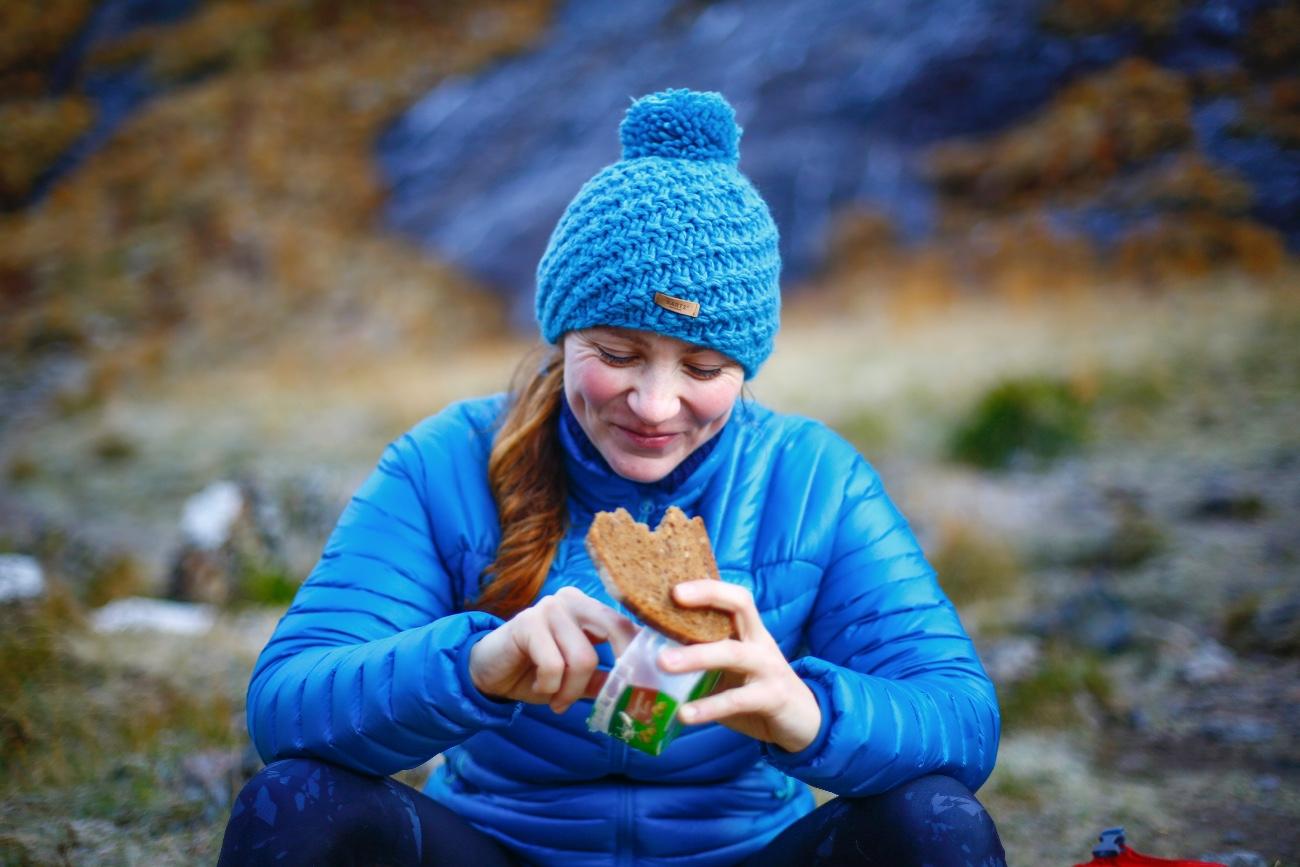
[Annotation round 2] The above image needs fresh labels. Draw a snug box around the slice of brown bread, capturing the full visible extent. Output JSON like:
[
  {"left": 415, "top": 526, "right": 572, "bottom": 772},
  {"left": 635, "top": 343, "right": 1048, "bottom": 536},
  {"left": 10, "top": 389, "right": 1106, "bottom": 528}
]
[{"left": 585, "top": 506, "right": 733, "bottom": 645}]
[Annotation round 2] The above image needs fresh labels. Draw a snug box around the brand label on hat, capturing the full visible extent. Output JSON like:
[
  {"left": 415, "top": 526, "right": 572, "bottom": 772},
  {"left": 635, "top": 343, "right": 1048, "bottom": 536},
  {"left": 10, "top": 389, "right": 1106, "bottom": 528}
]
[{"left": 654, "top": 292, "right": 700, "bottom": 318}]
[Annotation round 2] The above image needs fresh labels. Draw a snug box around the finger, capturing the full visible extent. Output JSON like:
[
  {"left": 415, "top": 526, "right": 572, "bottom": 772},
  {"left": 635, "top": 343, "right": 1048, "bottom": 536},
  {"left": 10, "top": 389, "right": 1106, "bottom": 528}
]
[
  {"left": 672, "top": 580, "right": 764, "bottom": 640},
  {"left": 547, "top": 605, "right": 600, "bottom": 713},
  {"left": 659, "top": 639, "right": 758, "bottom": 676},
  {"left": 602, "top": 617, "right": 641, "bottom": 657},
  {"left": 678, "top": 682, "right": 771, "bottom": 726},
  {"left": 518, "top": 619, "right": 566, "bottom": 697},
  {"left": 555, "top": 587, "right": 640, "bottom": 655}
]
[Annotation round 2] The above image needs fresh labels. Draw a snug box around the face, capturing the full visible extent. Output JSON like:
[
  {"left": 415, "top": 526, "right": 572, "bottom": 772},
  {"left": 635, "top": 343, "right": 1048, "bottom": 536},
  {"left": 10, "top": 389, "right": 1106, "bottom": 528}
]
[{"left": 563, "top": 327, "right": 744, "bottom": 484}]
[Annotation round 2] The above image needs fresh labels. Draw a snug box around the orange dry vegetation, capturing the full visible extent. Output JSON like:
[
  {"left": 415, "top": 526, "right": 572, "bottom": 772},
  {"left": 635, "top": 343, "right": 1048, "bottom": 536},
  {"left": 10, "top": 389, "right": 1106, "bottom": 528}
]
[
  {"left": 1040, "top": 0, "right": 1187, "bottom": 36},
  {"left": 0, "top": 98, "right": 95, "bottom": 208},
  {"left": 0, "top": 0, "right": 95, "bottom": 97},
  {"left": 1, "top": 0, "right": 554, "bottom": 386},
  {"left": 928, "top": 59, "right": 1193, "bottom": 207}
]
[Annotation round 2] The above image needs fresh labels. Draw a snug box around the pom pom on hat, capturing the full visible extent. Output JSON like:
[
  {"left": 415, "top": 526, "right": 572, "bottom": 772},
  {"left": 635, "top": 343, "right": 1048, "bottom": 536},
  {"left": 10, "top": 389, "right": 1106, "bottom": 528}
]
[
  {"left": 619, "top": 89, "right": 740, "bottom": 163},
  {"left": 535, "top": 88, "right": 781, "bottom": 377}
]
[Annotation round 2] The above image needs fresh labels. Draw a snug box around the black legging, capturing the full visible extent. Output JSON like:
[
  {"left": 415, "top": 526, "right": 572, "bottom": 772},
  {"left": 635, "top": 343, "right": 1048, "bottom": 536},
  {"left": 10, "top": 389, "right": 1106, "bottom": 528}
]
[{"left": 217, "top": 758, "right": 1006, "bottom": 866}]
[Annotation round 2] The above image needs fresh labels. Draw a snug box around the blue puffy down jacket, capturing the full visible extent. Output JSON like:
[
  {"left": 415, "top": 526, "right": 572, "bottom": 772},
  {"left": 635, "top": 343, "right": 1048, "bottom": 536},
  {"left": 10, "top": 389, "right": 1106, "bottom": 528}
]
[{"left": 246, "top": 394, "right": 1000, "bottom": 866}]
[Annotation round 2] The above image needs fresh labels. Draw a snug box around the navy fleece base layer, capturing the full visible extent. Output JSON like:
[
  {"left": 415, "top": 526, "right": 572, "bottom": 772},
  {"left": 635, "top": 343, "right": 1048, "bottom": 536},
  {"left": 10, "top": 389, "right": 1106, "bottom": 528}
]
[{"left": 218, "top": 759, "right": 1006, "bottom": 866}]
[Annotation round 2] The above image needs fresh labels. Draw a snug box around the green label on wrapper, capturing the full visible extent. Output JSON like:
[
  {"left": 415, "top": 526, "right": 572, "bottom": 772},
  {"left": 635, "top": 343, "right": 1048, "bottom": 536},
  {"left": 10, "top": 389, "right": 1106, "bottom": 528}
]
[{"left": 606, "top": 670, "right": 722, "bottom": 756}]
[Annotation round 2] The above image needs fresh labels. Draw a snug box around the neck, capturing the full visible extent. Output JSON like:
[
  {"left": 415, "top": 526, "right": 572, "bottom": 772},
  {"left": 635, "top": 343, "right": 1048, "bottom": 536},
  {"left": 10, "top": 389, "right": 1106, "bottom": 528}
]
[{"left": 558, "top": 397, "right": 724, "bottom": 494}]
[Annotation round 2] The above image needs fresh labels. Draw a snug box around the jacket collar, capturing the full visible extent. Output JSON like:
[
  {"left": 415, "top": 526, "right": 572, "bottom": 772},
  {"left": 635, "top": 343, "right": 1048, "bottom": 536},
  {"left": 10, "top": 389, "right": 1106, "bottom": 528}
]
[{"left": 558, "top": 396, "right": 740, "bottom": 523}]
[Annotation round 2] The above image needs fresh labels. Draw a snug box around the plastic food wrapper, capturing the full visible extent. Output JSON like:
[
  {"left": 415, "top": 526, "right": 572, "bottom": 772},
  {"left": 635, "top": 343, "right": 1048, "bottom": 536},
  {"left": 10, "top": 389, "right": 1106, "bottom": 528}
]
[{"left": 587, "top": 626, "right": 721, "bottom": 756}]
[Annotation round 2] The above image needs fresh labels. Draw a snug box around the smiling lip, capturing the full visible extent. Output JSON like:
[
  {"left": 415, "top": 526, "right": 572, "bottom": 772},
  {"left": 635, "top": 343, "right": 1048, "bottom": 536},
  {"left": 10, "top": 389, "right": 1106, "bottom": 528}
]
[{"left": 614, "top": 424, "right": 679, "bottom": 449}]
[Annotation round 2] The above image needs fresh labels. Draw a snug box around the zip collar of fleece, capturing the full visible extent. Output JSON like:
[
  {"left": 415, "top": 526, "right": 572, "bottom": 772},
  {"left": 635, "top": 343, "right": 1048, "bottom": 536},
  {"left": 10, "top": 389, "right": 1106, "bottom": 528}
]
[{"left": 556, "top": 394, "right": 744, "bottom": 522}]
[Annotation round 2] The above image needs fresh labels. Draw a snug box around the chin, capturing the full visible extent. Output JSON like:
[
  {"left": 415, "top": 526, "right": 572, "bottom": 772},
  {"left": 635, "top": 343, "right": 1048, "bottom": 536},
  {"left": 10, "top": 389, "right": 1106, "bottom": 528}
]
[{"left": 608, "top": 453, "right": 678, "bottom": 484}]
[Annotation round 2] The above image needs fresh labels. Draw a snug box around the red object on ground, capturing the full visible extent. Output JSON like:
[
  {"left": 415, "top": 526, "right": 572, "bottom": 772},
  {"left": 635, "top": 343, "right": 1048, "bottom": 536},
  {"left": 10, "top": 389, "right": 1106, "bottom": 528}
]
[{"left": 1074, "top": 828, "right": 1226, "bottom": 867}]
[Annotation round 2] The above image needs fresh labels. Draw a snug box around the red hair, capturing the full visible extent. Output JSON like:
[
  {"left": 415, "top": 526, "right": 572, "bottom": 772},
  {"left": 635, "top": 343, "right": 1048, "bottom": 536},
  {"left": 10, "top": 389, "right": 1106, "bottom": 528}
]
[{"left": 475, "top": 346, "right": 568, "bottom": 618}]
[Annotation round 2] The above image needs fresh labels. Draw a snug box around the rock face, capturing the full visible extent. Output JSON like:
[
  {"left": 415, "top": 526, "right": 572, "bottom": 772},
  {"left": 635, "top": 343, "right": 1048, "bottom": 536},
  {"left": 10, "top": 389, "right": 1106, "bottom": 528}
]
[{"left": 378, "top": 0, "right": 1299, "bottom": 317}]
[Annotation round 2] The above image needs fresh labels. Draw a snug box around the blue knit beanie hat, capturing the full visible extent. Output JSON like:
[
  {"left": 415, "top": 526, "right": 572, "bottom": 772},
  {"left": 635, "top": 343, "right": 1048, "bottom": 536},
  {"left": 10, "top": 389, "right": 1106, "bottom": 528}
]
[{"left": 535, "top": 89, "right": 781, "bottom": 377}]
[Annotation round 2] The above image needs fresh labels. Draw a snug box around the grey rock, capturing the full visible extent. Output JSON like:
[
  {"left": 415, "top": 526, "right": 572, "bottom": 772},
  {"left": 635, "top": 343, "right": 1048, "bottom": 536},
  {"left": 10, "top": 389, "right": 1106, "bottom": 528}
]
[
  {"left": 1180, "top": 639, "right": 1237, "bottom": 685},
  {"left": 1198, "top": 718, "right": 1278, "bottom": 745},
  {"left": 181, "top": 749, "right": 240, "bottom": 810},
  {"left": 91, "top": 597, "right": 215, "bottom": 635},
  {"left": 1198, "top": 852, "right": 1268, "bottom": 867},
  {"left": 978, "top": 636, "right": 1042, "bottom": 685},
  {"left": 0, "top": 554, "right": 44, "bottom": 602},
  {"left": 179, "top": 481, "right": 243, "bottom": 551},
  {"left": 1189, "top": 477, "right": 1266, "bottom": 521},
  {"left": 1033, "top": 585, "right": 1134, "bottom": 654}
]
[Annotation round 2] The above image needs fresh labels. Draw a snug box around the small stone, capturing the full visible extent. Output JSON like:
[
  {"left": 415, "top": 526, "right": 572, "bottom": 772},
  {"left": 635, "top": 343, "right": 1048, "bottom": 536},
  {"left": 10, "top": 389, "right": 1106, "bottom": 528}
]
[
  {"left": 0, "top": 554, "right": 44, "bottom": 602},
  {"left": 1198, "top": 852, "right": 1268, "bottom": 867},
  {"left": 1189, "top": 478, "right": 1266, "bottom": 521},
  {"left": 1198, "top": 718, "right": 1277, "bottom": 745},
  {"left": 1051, "top": 586, "right": 1134, "bottom": 654},
  {"left": 978, "top": 636, "right": 1042, "bottom": 684},
  {"left": 182, "top": 749, "right": 240, "bottom": 810},
  {"left": 90, "top": 596, "right": 215, "bottom": 635},
  {"left": 1254, "top": 774, "right": 1280, "bottom": 792},
  {"left": 181, "top": 481, "right": 244, "bottom": 550},
  {"left": 1181, "top": 639, "right": 1237, "bottom": 685},
  {"left": 1221, "top": 829, "right": 1245, "bottom": 845}
]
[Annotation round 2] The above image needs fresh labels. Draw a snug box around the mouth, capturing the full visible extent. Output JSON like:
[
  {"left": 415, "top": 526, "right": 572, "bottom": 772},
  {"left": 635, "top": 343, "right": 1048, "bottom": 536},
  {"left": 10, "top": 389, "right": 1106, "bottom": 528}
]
[{"left": 613, "top": 424, "right": 679, "bottom": 450}]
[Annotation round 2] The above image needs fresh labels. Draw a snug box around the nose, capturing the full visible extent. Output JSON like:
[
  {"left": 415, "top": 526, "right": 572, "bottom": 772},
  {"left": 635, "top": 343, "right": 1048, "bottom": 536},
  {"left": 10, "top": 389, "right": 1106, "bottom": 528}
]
[{"left": 627, "top": 367, "right": 680, "bottom": 426}]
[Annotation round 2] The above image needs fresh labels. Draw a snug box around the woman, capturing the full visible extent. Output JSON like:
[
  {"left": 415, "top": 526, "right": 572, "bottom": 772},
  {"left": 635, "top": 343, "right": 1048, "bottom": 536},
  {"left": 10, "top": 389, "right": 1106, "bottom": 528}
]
[{"left": 219, "top": 89, "right": 1005, "bottom": 866}]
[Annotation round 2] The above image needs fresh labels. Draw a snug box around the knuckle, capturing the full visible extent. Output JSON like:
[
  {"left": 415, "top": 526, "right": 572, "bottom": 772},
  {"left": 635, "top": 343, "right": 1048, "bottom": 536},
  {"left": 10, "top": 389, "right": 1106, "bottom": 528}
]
[{"left": 576, "top": 645, "right": 598, "bottom": 669}]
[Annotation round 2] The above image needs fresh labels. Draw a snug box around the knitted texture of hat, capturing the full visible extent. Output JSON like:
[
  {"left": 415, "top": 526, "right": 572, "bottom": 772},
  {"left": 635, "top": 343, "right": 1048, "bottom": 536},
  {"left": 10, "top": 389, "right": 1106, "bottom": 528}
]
[{"left": 535, "top": 89, "right": 781, "bottom": 377}]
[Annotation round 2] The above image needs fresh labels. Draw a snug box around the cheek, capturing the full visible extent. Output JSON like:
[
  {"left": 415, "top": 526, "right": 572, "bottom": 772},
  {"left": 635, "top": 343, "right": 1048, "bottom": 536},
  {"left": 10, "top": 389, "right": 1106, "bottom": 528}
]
[
  {"left": 568, "top": 361, "right": 626, "bottom": 411},
  {"left": 691, "top": 379, "right": 743, "bottom": 422}
]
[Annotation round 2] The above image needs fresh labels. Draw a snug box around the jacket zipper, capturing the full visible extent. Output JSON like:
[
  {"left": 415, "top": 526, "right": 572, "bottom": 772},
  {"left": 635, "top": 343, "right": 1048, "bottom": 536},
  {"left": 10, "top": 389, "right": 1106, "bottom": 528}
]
[
  {"left": 613, "top": 499, "right": 651, "bottom": 864},
  {"left": 618, "top": 779, "right": 634, "bottom": 867}
]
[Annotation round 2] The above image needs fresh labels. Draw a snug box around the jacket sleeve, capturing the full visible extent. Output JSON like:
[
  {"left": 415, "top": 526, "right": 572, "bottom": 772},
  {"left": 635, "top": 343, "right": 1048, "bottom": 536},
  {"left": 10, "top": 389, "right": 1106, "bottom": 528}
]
[
  {"left": 246, "top": 414, "right": 520, "bottom": 777},
  {"left": 763, "top": 441, "right": 1000, "bottom": 795}
]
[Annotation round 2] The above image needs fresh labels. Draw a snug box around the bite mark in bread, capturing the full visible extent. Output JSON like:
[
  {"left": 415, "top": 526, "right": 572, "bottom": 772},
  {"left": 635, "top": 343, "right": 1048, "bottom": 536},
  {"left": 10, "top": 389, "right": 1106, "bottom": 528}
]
[{"left": 585, "top": 506, "right": 734, "bottom": 645}]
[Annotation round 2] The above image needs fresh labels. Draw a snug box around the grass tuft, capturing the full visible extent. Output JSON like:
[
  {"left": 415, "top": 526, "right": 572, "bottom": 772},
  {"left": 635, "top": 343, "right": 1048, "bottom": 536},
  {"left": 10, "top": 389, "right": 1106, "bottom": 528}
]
[
  {"left": 930, "top": 520, "right": 1023, "bottom": 607},
  {"left": 948, "top": 376, "right": 1092, "bottom": 470},
  {"left": 1000, "top": 643, "right": 1114, "bottom": 731}
]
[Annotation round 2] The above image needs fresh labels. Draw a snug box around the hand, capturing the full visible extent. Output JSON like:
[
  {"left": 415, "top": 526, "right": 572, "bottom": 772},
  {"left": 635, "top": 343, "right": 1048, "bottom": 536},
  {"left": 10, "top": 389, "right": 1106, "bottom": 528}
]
[
  {"left": 658, "top": 580, "right": 822, "bottom": 753},
  {"left": 469, "top": 587, "right": 639, "bottom": 714}
]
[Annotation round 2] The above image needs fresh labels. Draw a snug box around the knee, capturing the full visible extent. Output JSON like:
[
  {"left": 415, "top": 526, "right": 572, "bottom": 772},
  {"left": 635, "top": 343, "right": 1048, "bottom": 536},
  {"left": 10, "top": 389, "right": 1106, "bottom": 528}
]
[
  {"left": 232, "top": 757, "right": 334, "bottom": 809},
  {"left": 221, "top": 758, "right": 389, "bottom": 866},
  {"left": 846, "top": 775, "right": 1006, "bottom": 866}
]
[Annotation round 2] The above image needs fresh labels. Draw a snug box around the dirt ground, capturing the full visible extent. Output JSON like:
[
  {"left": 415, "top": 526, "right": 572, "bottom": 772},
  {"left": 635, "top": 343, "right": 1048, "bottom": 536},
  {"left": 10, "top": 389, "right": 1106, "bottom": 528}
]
[{"left": 2, "top": 276, "right": 1297, "bottom": 865}]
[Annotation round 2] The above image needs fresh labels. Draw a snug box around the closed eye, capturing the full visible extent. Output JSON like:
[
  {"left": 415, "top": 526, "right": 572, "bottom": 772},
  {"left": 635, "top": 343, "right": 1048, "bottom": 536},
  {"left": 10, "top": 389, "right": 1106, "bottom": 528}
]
[
  {"left": 595, "top": 345, "right": 636, "bottom": 366},
  {"left": 686, "top": 364, "right": 723, "bottom": 380}
]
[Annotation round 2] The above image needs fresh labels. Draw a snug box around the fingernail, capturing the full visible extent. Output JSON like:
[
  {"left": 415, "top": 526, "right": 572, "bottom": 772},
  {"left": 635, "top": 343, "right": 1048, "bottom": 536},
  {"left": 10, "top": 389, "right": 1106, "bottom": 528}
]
[
  {"left": 674, "top": 583, "right": 697, "bottom": 600},
  {"left": 680, "top": 705, "right": 697, "bottom": 722},
  {"left": 661, "top": 650, "right": 681, "bottom": 669}
]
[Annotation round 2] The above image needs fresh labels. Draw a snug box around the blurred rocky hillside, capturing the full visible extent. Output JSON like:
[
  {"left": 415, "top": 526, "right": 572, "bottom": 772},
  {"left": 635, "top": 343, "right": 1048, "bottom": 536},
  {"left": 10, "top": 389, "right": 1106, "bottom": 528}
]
[
  {"left": 1, "top": 3, "right": 1299, "bottom": 863},
  {"left": 2, "top": 0, "right": 1297, "bottom": 398}
]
